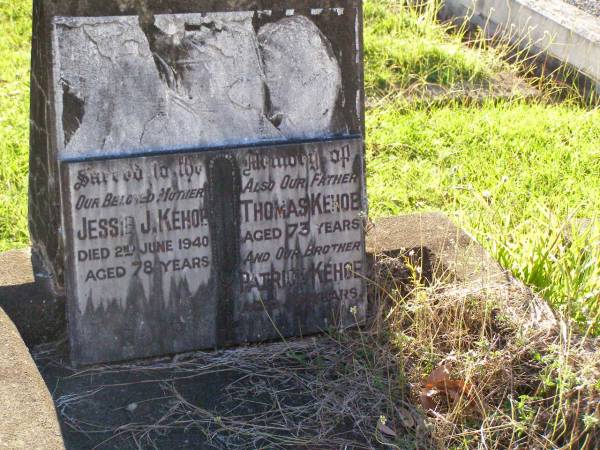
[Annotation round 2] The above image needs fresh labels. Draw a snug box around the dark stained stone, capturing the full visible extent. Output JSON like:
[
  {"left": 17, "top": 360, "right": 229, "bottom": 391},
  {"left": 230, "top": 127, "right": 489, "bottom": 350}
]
[{"left": 60, "top": 138, "right": 367, "bottom": 365}]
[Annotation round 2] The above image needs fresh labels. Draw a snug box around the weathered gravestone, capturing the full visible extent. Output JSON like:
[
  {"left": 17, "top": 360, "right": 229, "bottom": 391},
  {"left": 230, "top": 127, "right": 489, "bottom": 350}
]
[{"left": 30, "top": 0, "right": 366, "bottom": 365}]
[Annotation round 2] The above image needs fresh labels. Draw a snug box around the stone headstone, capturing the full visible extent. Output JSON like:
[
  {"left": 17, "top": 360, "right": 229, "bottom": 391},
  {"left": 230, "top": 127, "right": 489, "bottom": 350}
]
[{"left": 30, "top": 0, "right": 365, "bottom": 365}]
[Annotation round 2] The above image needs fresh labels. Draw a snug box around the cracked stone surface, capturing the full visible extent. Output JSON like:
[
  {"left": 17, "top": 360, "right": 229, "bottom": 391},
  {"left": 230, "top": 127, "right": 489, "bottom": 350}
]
[
  {"left": 54, "top": 12, "right": 345, "bottom": 157},
  {"left": 258, "top": 16, "right": 342, "bottom": 136},
  {"left": 56, "top": 13, "right": 277, "bottom": 156}
]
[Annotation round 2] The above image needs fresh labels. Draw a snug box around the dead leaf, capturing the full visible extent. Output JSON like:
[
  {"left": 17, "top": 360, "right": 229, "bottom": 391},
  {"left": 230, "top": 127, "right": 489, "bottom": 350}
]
[
  {"left": 397, "top": 406, "right": 416, "bottom": 428},
  {"left": 427, "top": 364, "right": 451, "bottom": 384},
  {"left": 377, "top": 421, "right": 397, "bottom": 437},
  {"left": 419, "top": 387, "right": 438, "bottom": 411},
  {"left": 420, "top": 363, "right": 473, "bottom": 413}
]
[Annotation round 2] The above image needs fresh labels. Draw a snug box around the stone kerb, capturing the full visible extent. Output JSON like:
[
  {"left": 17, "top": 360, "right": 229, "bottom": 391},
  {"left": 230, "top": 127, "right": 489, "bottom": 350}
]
[
  {"left": 440, "top": 0, "right": 600, "bottom": 95},
  {"left": 0, "top": 308, "right": 64, "bottom": 449}
]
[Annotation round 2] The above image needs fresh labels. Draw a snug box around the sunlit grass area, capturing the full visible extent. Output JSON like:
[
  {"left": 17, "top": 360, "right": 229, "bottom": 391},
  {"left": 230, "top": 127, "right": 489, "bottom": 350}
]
[
  {"left": 367, "top": 100, "right": 600, "bottom": 331},
  {"left": 363, "top": 0, "right": 504, "bottom": 97},
  {"left": 362, "top": 1, "right": 600, "bottom": 333},
  {"left": 0, "top": 0, "right": 30, "bottom": 251}
]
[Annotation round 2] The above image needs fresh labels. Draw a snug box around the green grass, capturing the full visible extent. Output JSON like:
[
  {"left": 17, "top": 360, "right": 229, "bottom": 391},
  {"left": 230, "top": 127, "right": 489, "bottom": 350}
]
[
  {"left": 0, "top": 0, "right": 31, "bottom": 251},
  {"left": 363, "top": 0, "right": 600, "bottom": 332},
  {"left": 0, "top": 0, "right": 599, "bottom": 330},
  {"left": 363, "top": 0, "right": 503, "bottom": 97},
  {"left": 367, "top": 100, "right": 600, "bottom": 331}
]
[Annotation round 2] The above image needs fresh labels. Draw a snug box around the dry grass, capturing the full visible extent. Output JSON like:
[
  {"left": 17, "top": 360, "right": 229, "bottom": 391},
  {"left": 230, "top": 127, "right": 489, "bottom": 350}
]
[
  {"left": 34, "top": 252, "right": 600, "bottom": 449},
  {"left": 372, "top": 254, "right": 600, "bottom": 449}
]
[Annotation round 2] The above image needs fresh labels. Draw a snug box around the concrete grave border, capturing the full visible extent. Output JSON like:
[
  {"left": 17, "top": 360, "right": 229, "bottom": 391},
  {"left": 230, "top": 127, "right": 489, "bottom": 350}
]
[
  {"left": 0, "top": 308, "right": 64, "bottom": 449},
  {"left": 439, "top": 0, "right": 600, "bottom": 96}
]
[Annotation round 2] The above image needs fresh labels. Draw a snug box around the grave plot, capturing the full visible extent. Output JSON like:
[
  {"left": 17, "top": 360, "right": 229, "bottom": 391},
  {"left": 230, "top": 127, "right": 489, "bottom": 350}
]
[{"left": 0, "top": 1, "right": 594, "bottom": 448}]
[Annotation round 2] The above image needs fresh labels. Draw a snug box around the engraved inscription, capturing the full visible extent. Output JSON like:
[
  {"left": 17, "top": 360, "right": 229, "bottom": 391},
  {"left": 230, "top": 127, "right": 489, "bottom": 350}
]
[{"left": 62, "top": 138, "right": 366, "bottom": 365}]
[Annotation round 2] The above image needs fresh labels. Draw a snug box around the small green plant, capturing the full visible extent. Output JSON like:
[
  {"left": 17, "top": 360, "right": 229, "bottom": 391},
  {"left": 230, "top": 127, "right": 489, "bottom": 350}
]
[
  {"left": 582, "top": 414, "right": 599, "bottom": 431},
  {"left": 513, "top": 394, "right": 537, "bottom": 436}
]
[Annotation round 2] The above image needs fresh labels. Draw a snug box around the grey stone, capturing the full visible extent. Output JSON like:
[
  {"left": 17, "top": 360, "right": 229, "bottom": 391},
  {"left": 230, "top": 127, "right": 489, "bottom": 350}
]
[
  {"left": 29, "top": 0, "right": 365, "bottom": 365},
  {"left": 562, "top": 0, "right": 600, "bottom": 17},
  {"left": 55, "top": 13, "right": 282, "bottom": 156},
  {"left": 258, "top": 15, "right": 343, "bottom": 136},
  {"left": 30, "top": 0, "right": 365, "bottom": 300},
  {"left": 51, "top": 10, "right": 352, "bottom": 155},
  {"left": 367, "top": 212, "right": 509, "bottom": 284}
]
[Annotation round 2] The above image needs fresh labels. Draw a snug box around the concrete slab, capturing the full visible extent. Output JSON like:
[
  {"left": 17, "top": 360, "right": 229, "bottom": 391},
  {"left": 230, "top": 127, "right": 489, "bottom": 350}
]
[
  {"left": 0, "top": 308, "right": 64, "bottom": 449},
  {"left": 440, "top": 0, "right": 600, "bottom": 96},
  {"left": 367, "top": 212, "right": 510, "bottom": 285}
]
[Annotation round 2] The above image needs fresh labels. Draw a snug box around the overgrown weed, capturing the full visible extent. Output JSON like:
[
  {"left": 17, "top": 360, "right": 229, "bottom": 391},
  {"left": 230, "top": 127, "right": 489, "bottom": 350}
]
[
  {"left": 371, "top": 253, "right": 599, "bottom": 449},
  {"left": 474, "top": 205, "right": 600, "bottom": 335},
  {"left": 364, "top": 0, "right": 512, "bottom": 103}
]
